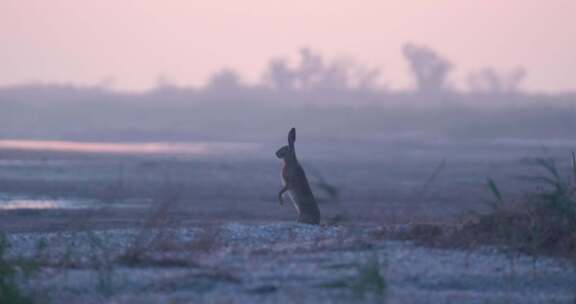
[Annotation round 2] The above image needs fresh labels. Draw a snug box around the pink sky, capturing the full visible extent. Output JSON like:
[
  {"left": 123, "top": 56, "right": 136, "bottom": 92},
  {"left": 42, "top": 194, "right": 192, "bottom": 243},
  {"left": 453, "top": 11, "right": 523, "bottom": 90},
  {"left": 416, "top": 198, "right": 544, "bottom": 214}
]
[{"left": 1, "top": 0, "right": 575, "bottom": 92}]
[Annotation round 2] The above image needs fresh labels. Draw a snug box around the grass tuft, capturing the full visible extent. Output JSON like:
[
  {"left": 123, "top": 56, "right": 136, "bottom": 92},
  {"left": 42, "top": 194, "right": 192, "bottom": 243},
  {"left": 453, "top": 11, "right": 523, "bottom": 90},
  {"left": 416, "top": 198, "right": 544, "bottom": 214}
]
[
  {"left": 453, "top": 154, "right": 576, "bottom": 258},
  {"left": 351, "top": 255, "right": 388, "bottom": 298},
  {"left": 398, "top": 152, "right": 576, "bottom": 261}
]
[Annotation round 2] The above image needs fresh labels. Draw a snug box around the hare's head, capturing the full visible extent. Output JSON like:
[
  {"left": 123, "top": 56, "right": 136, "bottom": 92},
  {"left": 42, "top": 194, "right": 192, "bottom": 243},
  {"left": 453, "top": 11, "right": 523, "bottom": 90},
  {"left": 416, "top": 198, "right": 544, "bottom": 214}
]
[
  {"left": 275, "top": 128, "right": 296, "bottom": 159},
  {"left": 275, "top": 145, "right": 290, "bottom": 159}
]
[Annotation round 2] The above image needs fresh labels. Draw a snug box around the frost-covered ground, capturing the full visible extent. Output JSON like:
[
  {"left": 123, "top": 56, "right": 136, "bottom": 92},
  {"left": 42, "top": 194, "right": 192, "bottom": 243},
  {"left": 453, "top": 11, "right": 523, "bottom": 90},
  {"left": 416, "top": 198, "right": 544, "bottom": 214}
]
[{"left": 5, "top": 223, "right": 575, "bottom": 303}]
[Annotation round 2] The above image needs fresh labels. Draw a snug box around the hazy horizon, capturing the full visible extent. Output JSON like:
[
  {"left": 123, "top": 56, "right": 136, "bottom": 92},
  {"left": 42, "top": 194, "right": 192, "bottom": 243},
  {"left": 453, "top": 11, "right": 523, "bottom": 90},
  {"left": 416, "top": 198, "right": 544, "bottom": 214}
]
[{"left": 2, "top": 0, "right": 575, "bottom": 93}]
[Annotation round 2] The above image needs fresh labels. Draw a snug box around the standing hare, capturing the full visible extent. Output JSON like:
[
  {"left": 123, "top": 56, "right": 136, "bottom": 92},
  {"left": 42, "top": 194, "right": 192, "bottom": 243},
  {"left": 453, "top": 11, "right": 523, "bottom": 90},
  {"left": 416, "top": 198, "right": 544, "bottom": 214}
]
[{"left": 276, "top": 128, "right": 321, "bottom": 225}]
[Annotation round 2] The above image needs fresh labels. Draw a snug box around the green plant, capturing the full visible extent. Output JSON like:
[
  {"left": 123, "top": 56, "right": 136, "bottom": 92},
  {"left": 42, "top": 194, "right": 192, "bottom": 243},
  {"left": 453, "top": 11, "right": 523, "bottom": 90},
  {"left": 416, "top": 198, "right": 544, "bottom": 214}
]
[
  {"left": 351, "top": 255, "right": 388, "bottom": 298},
  {"left": 486, "top": 177, "right": 504, "bottom": 210},
  {"left": 528, "top": 155, "right": 576, "bottom": 261},
  {"left": 85, "top": 231, "right": 116, "bottom": 296},
  {"left": 318, "top": 254, "right": 388, "bottom": 301},
  {"left": 0, "top": 233, "right": 33, "bottom": 304},
  {"left": 434, "top": 153, "right": 576, "bottom": 260},
  {"left": 522, "top": 156, "right": 576, "bottom": 232}
]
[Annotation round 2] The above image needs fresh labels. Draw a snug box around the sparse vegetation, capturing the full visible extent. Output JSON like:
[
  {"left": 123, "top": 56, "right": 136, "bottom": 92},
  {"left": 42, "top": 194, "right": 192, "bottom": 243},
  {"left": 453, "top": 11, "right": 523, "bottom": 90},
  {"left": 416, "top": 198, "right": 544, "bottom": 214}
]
[
  {"left": 119, "top": 171, "right": 182, "bottom": 266},
  {"left": 403, "top": 153, "right": 576, "bottom": 260},
  {"left": 472, "top": 154, "right": 576, "bottom": 257}
]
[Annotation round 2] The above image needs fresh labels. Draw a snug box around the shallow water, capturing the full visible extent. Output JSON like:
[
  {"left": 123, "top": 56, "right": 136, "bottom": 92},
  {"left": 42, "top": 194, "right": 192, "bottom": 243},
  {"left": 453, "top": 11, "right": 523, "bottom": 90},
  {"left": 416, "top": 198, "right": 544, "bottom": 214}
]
[
  {"left": 0, "top": 198, "right": 90, "bottom": 210},
  {"left": 0, "top": 140, "right": 260, "bottom": 156}
]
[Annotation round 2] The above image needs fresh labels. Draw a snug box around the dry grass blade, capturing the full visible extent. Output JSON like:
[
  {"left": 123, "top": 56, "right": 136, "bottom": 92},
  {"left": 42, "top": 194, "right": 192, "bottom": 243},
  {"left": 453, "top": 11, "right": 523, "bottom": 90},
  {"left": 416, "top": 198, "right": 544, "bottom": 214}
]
[
  {"left": 487, "top": 178, "right": 504, "bottom": 210},
  {"left": 120, "top": 169, "right": 183, "bottom": 266},
  {"left": 306, "top": 164, "right": 340, "bottom": 204},
  {"left": 532, "top": 157, "right": 560, "bottom": 179},
  {"left": 416, "top": 158, "right": 446, "bottom": 199},
  {"left": 572, "top": 151, "right": 576, "bottom": 182}
]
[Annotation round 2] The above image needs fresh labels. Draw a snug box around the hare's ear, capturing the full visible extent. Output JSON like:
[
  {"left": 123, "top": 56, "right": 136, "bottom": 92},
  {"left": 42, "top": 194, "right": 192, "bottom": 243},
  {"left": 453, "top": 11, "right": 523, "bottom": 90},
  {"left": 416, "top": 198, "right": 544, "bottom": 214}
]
[{"left": 288, "top": 128, "right": 296, "bottom": 148}]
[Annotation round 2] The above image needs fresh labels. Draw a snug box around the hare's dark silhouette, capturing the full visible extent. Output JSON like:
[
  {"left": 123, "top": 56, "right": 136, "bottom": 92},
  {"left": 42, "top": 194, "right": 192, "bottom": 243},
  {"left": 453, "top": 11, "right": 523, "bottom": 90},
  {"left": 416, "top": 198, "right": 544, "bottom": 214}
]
[{"left": 276, "top": 128, "right": 321, "bottom": 225}]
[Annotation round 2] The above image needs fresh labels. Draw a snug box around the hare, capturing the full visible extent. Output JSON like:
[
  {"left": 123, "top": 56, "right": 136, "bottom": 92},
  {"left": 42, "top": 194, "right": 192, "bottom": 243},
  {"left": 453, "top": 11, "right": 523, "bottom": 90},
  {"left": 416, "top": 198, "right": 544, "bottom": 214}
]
[{"left": 276, "top": 128, "right": 321, "bottom": 225}]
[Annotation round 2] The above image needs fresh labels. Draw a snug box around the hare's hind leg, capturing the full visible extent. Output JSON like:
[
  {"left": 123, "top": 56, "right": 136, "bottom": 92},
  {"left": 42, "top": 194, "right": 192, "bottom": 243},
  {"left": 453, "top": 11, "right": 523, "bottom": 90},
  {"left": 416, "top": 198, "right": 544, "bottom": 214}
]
[{"left": 278, "top": 185, "right": 288, "bottom": 206}]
